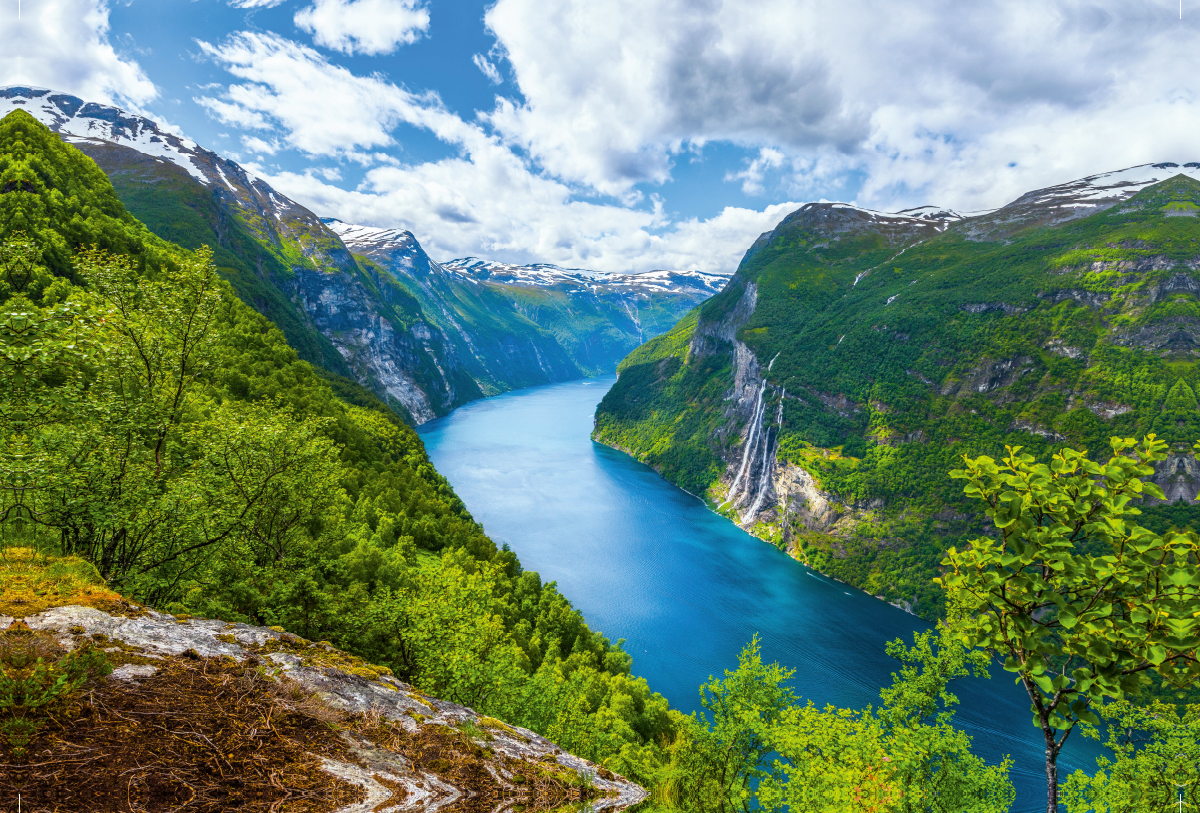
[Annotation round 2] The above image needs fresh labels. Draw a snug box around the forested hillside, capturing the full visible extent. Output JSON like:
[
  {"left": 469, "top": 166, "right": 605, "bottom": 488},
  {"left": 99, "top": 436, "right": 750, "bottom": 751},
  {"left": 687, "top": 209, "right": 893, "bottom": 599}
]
[{"left": 596, "top": 167, "right": 1200, "bottom": 619}]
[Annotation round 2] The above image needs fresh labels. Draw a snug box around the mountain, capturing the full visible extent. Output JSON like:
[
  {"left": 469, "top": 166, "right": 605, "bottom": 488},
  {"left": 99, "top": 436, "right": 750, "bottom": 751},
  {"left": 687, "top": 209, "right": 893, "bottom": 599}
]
[
  {"left": 331, "top": 219, "right": 723, "bottom": 396},
  {"left": 1, "top": 86, "right": 721, "bottom": 422},
  {"left": 594, "top": 164, "right": 1200, "bottom": 619}
]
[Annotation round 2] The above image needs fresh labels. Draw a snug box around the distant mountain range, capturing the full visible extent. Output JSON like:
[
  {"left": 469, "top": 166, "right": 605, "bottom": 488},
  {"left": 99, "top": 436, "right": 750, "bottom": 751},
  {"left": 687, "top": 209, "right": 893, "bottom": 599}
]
[
  {"left": 0, "top": 85, "right": 722, "bottom": 422},
  {"left": 595, "top": 161, "right": 1200, "bottom": 618}
]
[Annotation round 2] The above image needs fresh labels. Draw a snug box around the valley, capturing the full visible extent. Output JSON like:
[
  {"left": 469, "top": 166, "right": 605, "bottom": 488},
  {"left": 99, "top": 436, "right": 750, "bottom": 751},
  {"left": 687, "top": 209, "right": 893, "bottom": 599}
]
[{"left": 2, "top": 95, "right": 1198, "bottom": 813}]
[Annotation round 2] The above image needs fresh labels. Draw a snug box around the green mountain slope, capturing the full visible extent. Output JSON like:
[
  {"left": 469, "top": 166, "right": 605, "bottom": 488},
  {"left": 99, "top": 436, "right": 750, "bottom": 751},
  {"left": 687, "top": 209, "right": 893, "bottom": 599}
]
[
  {"left": 6, "top": 86, "right": 719, "bottom": 424},
  {"left": 595, "top": 169, "right": 1200, "bottom": 619},
  {"left": 0, "top": 107, "right": 680, "bottom": 785}
]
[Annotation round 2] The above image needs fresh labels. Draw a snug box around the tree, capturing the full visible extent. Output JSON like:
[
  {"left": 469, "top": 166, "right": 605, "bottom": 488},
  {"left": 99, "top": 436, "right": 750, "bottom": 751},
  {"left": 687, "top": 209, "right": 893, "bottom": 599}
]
[
  {"left": 941, "top": 438, "right": 1200, "bottom": 813},
  {"left": 1063, "top": 700, "right": 1200, "bottom": 813},
  {"left": 658, "top": 636, "right": 796, "bottom": 813}
]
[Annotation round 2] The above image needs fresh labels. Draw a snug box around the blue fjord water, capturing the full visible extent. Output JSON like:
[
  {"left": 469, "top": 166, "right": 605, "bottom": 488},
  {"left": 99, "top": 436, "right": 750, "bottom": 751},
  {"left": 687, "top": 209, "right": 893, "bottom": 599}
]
[{"left": 418, "top": 376, "right": 1101, "bottom": 811}]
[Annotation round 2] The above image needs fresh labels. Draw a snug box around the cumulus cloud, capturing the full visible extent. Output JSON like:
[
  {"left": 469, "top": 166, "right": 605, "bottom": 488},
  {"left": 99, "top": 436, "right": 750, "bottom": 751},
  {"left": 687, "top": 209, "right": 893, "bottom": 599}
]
[
  {"left": 482, "top": 0, "right": 1200, "bottom": 210},
  {"left": 294, "top": 0, "right": 430, "bottom": 55},
  {"left": 0, "top": 0, "right": 156, "bottom": 106},
  {"left": 726, "top": 148, "right": 786, "bottom": 196},
  {"left": 195, "top": 32, "right": 456, "bottom": 157},
  {"left": 197, "top": 29, "right": 791, "bottom": 272}
]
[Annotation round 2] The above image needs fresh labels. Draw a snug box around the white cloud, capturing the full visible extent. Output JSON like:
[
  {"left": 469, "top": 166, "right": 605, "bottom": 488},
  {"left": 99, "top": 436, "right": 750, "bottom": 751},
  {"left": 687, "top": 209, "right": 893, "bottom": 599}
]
[
  {"left": 196, "top": 30, "right": 798, "bottom": 272},
  {"left": 473, "top": 54, "right": 503, "bottom": 85},
  {"left": 228, "top": 0, "right": 289, "bottom": 7},
  {"left": 0, "top": 0, "right": 156, "bottom": 106},
  {"left": 242, "top": 135, "right": 280, "bottom": 154},
  {"left": 294, "top": 0, "right": 430, "bottom": 55},
  {"left": 481, "top": 0, "right": 1200, "bottom": 211},
  {"left": 726, "top": 148, "right": 786, "bottom": 196},
  {"left": 195, "top": 32, "right": 455, "bottom": 158},
  {"left": 264, "top": 161, "right": 796, "bottom": 274}
]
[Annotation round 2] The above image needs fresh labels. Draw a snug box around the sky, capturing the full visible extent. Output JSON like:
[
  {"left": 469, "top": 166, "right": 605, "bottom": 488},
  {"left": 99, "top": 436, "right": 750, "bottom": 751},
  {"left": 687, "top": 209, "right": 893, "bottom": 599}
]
[{"left": 1, "top": 0, "right": 1199, "bottom": 273}]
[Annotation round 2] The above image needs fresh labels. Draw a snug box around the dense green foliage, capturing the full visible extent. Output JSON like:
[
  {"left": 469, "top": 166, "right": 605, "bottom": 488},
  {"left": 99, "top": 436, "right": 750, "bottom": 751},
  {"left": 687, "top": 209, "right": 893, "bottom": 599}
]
[
  {"left": 655, "top": 629, "right": 1014, "bottom": 813},
  {"left": 1064, "top": 700, "right": 1200, "bottom": 812},
  {"left": 597, "top": 179, "right": 1200, "bottom": 619},
  {"left": 0, "top": 109, "right": 679, "bottom": 784}
]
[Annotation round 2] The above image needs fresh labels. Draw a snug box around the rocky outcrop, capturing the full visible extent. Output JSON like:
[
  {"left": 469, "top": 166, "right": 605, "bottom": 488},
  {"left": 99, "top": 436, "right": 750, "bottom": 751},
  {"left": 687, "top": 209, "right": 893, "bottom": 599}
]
[
  {"left": 4, "top": 603, "right": 647, "bottom": 812},
  {"left": 283, "top": 261, "right": 472, "bottom": 422},
  {"left": 1151, "top": 449, "right": 1200, "bottom": 504}
]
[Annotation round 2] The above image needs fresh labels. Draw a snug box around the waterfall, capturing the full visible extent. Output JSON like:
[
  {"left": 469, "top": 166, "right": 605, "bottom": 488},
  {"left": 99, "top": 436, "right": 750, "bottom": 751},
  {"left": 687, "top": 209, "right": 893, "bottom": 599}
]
[
  {"left": 723, "top": 353, "right": 781, "bottom": 510},
  {"left": 722, "top": 385, "right": 766, "bottom": 507},
  {"left": 741, "top": 388, "right": 786, "bottom": 524}
]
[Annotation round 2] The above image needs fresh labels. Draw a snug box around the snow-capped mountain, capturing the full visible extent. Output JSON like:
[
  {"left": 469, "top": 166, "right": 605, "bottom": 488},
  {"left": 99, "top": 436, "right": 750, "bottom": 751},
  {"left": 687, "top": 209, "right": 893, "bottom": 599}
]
[
  {"left": 959, "top": 162, "right": 1200, "bottom": 240},
  {"left": 441, "top": 257, "right": 727, "bottom": 296},
  {"left": 819, "top": 203, "right": 964, "bottom": 229},
  {"left": 1, "top": 86, "right": 349, "bottom": 273},
  {"left": 327, "top": 219, "right": 724, "bottom": 391},
  {"left": 1, "top": 86, "right": 211, "bottom": 182}
]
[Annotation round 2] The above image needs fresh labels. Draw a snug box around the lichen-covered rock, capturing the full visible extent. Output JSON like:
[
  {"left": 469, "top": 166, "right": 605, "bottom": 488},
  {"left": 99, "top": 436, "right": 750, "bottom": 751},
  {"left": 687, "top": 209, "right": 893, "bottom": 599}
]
[{"left": 8, "top": 604, "right": 648, "bottom": 812}]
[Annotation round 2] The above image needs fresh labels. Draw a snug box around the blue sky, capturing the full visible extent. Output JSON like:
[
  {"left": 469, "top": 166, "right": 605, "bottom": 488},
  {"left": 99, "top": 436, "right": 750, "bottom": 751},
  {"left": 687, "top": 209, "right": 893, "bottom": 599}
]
[{"left": 3, "top": 1, "right": 1200, "bottom": 272}]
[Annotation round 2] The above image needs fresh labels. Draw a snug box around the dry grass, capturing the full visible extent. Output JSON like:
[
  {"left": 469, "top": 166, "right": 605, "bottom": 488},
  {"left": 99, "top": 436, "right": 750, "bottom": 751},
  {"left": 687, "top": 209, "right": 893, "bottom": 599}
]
[{"left": 2, "top": 656, "right": 367, "bottom": 813}]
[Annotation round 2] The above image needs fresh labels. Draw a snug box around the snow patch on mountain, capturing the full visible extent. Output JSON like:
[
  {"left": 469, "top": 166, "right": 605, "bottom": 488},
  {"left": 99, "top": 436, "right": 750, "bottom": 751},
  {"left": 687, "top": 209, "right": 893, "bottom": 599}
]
[
  {"left": 824, "top": 203, "right": 964, "bottom": 230},
  {"left": 1018, "top": 162, "right": 1200, "bottom": 209},
  {"left": 443, "top": 256, "right": 727, "bottom": 295},
  {"left": 326, "top": 220, "right": 727, "bottom": 295},
  {"left": 2, "top": 86, "right": 209, "bottom": 183}
]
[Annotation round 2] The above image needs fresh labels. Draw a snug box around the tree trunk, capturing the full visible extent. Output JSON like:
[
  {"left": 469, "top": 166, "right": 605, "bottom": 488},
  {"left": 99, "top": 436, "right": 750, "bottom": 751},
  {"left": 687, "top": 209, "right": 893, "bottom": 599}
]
[{"left": 1043, "top": 732, "right": 1058, "bottom": 813}]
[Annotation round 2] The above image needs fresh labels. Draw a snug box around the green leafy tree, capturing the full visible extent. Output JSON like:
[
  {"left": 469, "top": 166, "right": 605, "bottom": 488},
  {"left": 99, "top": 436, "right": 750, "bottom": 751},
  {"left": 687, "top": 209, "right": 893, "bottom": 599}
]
[
  {"left": 941, "top": 438, "right": 1200, "bottom": 813},
  {"left": 658, "top": 635, "right": 796, "bottom": 813},
  {"left": 1063, "top": 700, "right": 1200, "bottom": 812}
]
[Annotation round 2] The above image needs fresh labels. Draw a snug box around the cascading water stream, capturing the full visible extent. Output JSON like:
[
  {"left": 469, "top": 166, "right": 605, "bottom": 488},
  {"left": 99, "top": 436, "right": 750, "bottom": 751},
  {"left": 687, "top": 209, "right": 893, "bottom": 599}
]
[
  {"left": 722, "top": 353, "right": 782, "bottom": 509},
  {"left": 742, "top": 388, "right": 786, "bottom": 523},
  {"left": 722, "top": 387, "right": 765, "bottom": 507}
]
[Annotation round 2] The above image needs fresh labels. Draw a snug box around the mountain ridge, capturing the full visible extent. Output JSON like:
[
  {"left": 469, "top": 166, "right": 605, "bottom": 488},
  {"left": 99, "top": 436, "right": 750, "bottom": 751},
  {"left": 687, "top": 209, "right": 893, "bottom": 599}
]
[
  {"left": 2, "top": 86, "right": 720, "bottom": 422},
  {"left": 595, "top": 167, "right": 1200, "bottom": 618}
]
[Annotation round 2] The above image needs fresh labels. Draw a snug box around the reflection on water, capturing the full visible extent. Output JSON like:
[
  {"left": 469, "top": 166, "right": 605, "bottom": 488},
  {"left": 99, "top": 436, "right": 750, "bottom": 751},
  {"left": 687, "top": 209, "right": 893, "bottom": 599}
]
[{"left": 419, "top": 376, "right": 1101, "bottom": 811}]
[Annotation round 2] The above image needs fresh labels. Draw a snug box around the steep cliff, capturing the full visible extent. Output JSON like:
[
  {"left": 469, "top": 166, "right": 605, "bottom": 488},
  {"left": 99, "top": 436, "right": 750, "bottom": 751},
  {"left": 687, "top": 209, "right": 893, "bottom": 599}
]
[{"left": 595, "top": 166, "right": 1200, "bottom": 618}]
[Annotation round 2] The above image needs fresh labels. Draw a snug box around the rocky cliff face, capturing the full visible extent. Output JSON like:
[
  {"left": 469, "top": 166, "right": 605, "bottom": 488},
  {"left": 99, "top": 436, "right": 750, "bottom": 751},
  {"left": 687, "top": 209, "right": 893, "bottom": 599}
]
[{"left": 4, "top": 599, "right": 646, "bottom": 812}]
